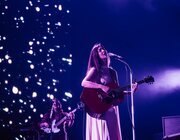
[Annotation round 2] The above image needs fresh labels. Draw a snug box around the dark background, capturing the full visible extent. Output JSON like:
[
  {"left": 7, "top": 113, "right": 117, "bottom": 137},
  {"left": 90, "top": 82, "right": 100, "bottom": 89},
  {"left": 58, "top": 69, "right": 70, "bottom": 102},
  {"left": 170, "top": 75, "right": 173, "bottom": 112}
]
[
  {"left": 72, "top": 0, "right": 180, "bottom": 140},
  {"left": 0, "top": 0, "right": 180, "bottom": 140}
]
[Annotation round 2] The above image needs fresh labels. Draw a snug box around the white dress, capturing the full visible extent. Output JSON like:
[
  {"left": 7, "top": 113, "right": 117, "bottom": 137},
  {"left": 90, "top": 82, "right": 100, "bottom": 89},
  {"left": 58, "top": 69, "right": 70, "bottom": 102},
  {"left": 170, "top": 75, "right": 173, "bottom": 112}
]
[{"left": 85, "top": 67, "right": 122, "bottom": 140}]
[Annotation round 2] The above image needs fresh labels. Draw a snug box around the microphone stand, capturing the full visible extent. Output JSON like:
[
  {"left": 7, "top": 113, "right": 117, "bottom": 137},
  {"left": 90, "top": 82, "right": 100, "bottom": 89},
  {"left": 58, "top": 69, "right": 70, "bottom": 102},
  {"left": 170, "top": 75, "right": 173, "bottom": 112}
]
[{"left": 115, "top": 58, "right": 135, "bottom": 140}]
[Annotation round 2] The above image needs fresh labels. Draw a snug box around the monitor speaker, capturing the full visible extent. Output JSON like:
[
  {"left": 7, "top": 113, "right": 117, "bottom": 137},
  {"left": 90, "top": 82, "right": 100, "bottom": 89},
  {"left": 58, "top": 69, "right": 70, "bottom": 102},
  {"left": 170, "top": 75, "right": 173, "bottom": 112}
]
[{"left": 162, "top": 115, "right": 180, "bottom": 140}]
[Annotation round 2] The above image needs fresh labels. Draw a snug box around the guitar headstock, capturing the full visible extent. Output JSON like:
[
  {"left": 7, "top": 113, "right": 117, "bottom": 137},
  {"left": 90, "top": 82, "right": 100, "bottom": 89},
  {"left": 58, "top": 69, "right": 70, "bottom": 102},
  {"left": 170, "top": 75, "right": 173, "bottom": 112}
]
[
  {"left": 143, "top": 75, "right": 155, "bottom": 84},
  {"left": 77, "top": 102, "right": 84, "bottom": 110}
]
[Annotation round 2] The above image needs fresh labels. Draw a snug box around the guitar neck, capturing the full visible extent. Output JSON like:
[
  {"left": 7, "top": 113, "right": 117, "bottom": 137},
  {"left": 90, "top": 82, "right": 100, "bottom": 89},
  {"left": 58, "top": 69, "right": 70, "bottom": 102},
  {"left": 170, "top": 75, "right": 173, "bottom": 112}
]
[
  {"left": 54, "top": 108, "right": 77, "bottom": 127},
  {"left": 117, "top": 79, "right": 146, "bottom": 92}
]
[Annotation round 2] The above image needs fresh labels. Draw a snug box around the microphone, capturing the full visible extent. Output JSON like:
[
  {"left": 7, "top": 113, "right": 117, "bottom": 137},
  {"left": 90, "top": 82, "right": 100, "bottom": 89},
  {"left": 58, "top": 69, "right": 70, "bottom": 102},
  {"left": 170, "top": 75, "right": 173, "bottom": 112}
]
[{"left": 108, "top": 52, "right": 123, "bottom": 59}]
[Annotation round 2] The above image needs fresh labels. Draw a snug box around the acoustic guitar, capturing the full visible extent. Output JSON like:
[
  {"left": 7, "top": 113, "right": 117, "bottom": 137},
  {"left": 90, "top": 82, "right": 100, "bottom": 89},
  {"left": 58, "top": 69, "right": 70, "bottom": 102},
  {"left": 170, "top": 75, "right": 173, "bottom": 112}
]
[{"left": 80, "top": 76, "right": 154, "bottom": 117}]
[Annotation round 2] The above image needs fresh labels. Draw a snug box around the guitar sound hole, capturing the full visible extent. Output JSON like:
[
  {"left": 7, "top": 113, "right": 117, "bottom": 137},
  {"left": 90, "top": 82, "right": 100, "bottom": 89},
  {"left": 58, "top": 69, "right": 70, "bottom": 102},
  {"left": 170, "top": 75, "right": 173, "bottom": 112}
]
[{"left": 104, "top": 97, "right": 113, "bottom": 104}]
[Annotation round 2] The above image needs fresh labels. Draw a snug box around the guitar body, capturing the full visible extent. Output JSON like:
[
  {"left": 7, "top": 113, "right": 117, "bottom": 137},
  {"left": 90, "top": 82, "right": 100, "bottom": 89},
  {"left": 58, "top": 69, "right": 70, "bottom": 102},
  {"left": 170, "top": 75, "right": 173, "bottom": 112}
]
[
  {"left": 80, "top": 76, "right": 155, "bottom": 117},
  {"left": 40, "top": 127, "right": 51, "bottom": 134},
  {"left": 80, "top": 83, "right": 124, "bottom": 115},
  {"left": 51, "top": 120, "right": 60, "bottom": 133},
  {"left": 40, "top": 120, "right": 60, "bottom": 134},
  {"left": 40, "top": 102, "right": 84, "bottom": 134}
]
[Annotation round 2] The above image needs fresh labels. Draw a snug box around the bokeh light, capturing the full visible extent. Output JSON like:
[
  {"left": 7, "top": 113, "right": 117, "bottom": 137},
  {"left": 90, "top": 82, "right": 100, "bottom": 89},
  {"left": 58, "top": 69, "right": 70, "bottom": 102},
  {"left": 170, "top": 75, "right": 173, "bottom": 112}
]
[{"left": 0, "top": 0, "right": 72, "bottom": 131}]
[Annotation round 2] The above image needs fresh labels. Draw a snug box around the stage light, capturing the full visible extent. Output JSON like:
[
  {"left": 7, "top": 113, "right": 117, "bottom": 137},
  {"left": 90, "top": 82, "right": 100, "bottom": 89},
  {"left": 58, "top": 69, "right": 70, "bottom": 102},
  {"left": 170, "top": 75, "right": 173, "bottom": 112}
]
[
  {"left": 40, "top": 114, "right": 43, "bottom": 118},
  {"left": 30, "top": 64, "right": 35, "bottom": 69},
  {"left": 29, "top": 1, "right": 33, "bottom": 6},
  {"left": 28, "top": 41, "right": 33, "bottom": 46},
  {"left": 140, "top": 68, "right": 180, "bottom": 96},
  {"left": 24, "top": 77, "right": 29, "bottom": 82},
  {"left": 35, "top": 7, "right": 40, "bottom": 12},
  {"left": 32, "top": 92, "right": 37, "bottom": 98},
  {"left": 62, "top": 98, "right": 67, "bottom": 102},
  {"left": 7, "top": 59, "right": 12, "bottom": 64},
  {"left": 3, "top": 107, "right": 9, "bottom": 112},
  {"left": 27, "top": 50, "right": 33, "bottom": 55},
  {"left": 58, "top": 5, "right": 62, "bottom": 11},
  {"left": 18, "top": 91, "right": 22, "bottom": 95},
  {"left": 12, "top": 86, "right": 19, "bottom": 94},
  {"left": 155, "top": 69, "right": 180, "bottom": 92},
  {"left": 19, "top": 16, "right": 24, "bottom": 21},
  {"left": 9, "top": 120, "right": 12, "bottom": 125},
  {"left": 0, "top": 0, "right": 71, "bottom": 130},
  {"left": 5, "top": 6, "right": 8, "bottom": 9},
  {"left": 33, "top": 108, "right": 36, "bottom": 112},
  {"left": 65, "top": 92, "right": 72, "bottom": 98},
  {"left": 68, "top": 107, "right": 71, "bottom": 111},
  {"left": 55, "top": 22, "right": 61, "bottom": 26},
  {"left": 50, "top": 94, "right": 54, "bottom": 99},
  {"left": 5, "top": 54, "right": 10, "bottom": 59},
  {"left": 5, "top": 80, "right": 8, "bottom": 84},
  {"left": 19, "top": 109, "right": 22, "bottom": 113},
  {"left": 19, "top": 99, "right": 23, "bottom": 103},
  {"left": 30, "top": 104, "right": 34, "bottom": 109}
]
